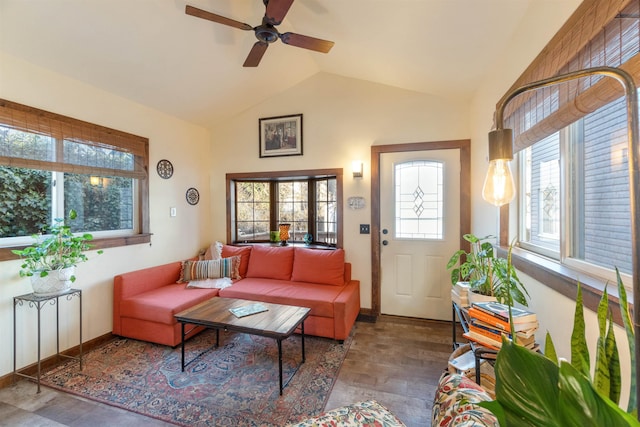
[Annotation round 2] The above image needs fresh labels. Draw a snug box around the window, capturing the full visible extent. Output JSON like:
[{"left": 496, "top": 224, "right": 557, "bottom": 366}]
[
  {"left": 227, "top": 169, "right": 342, "bottom": 247},
  {"left": 0, "top": 99, "right": 150, "bottom": 258},
  {"left": 499, "top": 0, "right": 640, "bottom": 292},
  {"left": 518, "top": 96, "right": 633, "bottom": 283},
  {"left": 394, "top": 160, "right": 444, "bottom": 240}
]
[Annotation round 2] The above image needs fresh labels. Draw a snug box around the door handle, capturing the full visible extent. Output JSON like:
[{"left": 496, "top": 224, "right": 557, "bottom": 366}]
[{"left": 382, "top": 240, "right": 389, "bottom": 245}]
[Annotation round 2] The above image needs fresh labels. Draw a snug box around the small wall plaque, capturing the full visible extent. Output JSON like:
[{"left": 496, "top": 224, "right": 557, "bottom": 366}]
[
  {"left": 156, "top": 159, "right": 174, "bottom": 179},
  {"left": 347, "top": 196, "right": 366, "bottom": 210},
  {"left": 186, "top": 187, "right": 200, "bottom": 205}
]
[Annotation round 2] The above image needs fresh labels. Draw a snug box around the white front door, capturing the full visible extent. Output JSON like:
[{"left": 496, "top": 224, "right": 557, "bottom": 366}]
[{"left": 380, "top": 149, "right": 461, "bottom": 320}]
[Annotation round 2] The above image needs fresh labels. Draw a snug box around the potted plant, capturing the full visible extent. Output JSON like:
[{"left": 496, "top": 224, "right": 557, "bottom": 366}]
[
  {"left": 446, "top": 233, "right": 528, "bottom": 306},
  {"left": 481, "top": 268, "right": 638, "bottom": 426},
  {"left": 12, "top": 209, "right": 102, "bottom": 296}
]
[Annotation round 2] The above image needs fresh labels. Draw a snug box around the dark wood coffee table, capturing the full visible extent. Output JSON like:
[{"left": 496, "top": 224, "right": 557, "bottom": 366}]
[{"left": 174, "top": 297, "right": 311, "bottom": 395}]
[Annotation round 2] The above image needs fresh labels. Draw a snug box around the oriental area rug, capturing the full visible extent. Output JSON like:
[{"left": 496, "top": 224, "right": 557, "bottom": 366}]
[{"left": 40, "top": 329, "right": 352, "bottom": 426}]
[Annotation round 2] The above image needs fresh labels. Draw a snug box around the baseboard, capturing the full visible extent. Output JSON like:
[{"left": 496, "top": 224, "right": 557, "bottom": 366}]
[
  {"left": 0, "top": 332, "right": 116, "bottom": 390},
  {"left": 357, "top": 308, "right": 377, "bottom": 323}
]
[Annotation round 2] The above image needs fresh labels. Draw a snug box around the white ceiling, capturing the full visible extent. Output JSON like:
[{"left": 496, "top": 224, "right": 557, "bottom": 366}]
[{"left": 0, "top": 0, "right": 580, "bottom": 127}]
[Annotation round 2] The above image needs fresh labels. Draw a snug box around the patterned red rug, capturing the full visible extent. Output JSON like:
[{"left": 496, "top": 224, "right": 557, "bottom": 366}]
[{"left": 41, "top": 329, "right": 352, "bottom": 426}]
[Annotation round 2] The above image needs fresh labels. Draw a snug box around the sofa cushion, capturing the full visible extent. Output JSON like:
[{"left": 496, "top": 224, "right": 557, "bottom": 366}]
[
  {"left": 265, "top": 281, "right": 343, "bottom": 317},
  {"left": 291, "top": 248, "right": 345, "bottom": 286},
  {"left": 245, "top": 245, "right": 294, "bottom": 280},
  {"left": 120, "top": 283, "right": 218, "bottom": 325},
  {"left": 179, "top": 257, "right": 240, "bottom": 282},
  {"left": 222, "top": 245, "right": 252, "bottom": 277},
  {"left": 219, "top": 277, "right": 291, "bottom": 299},
  {"left": 220, "top": 278, "right": 341, "bottom": 318}
]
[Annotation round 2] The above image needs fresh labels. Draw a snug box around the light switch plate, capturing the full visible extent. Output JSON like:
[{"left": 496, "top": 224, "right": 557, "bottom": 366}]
[{"left": 170, "top": 207, "right": 177, "bottom": 217}]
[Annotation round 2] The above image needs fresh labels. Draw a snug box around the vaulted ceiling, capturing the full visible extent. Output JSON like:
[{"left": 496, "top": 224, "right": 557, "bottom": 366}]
[{"left": 0, "top": 0, "right": 580, "bottom": 127}]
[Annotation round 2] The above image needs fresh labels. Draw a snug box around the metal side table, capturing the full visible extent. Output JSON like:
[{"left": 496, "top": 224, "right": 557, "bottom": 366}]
[
  {"left": 452, "top": 302, "right": 497, "bottom": 384},
  {"left": 13, "top": 288, "right": 83, "bottom": 393}
]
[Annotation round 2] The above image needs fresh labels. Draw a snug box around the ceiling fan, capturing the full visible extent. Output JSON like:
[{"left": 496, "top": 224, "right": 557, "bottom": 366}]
[{"left": 185, "top": 0, "right": 334, "bottom": 67}]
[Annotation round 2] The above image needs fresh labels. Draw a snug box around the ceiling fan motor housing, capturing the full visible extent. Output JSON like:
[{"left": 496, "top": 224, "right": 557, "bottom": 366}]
[{"left": 255, "top": 23, "right": 279, "bottom": 43}]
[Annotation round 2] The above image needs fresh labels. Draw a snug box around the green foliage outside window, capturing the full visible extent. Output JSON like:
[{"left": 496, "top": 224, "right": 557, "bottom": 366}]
[{"left": 0, "top": 166, "right": 50, "bottom": 237}]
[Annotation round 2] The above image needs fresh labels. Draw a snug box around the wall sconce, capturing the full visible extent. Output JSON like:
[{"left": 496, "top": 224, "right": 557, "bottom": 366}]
[
  {"left": 89, "top": 176, "right": 102, "bottom": 187},
  {"left": 352, "top": 160, "right": 363, "bottom": 178},
  {"left": 278, "top": 223, "right": 291, "bottom": 246},
  {"left": 485, "top": 66, "right": 640, "bottom": 415}
]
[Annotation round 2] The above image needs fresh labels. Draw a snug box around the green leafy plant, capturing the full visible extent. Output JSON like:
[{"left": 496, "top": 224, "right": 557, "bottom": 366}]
[
  {"left": 446, "top": 234, "right": 528, "bottom": 305},
  {"left": 11, "top": 209, "right": 102, "bottom": 282},
  {"left": 481, "top": 268, "right": 638, "bottom": 426}
]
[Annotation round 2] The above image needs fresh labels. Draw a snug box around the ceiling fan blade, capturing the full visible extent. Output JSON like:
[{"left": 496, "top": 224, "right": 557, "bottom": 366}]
[
  {"left": 185, "top": 5, "right": 253, "bottom": 31},
  {"left": 265, "top": 0, "right": 295, "bottom": 25},
  {"left": 280, "top": 32, "right": 334, "bottom": 53},
  {"left": 243, "top": 42, "right": 269, "bottom": 67}
]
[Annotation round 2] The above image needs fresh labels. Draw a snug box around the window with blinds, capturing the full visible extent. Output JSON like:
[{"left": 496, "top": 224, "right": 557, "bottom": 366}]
[
  {"left": 0, "top": 99, "right": 149, "bottom": 251},
  {"left": 503, "top": 0, "right": 640, "bottom": 283}
]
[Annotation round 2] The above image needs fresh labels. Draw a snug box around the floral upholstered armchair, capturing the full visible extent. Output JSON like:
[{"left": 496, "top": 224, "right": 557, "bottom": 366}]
[{"left": 432, "top": 373, "right": 498, "bottom": 427}]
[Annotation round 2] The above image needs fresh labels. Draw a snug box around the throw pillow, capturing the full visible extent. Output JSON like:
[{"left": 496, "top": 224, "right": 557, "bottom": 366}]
[
  {"left": 221, "top": 245, "right": 252, "bottom": 277},
  {"left": 291, "top": 248, "right": 345, "bottom": 286},
  {"left": 179, "top": 256, "right": 240, "bottom": 282},
  {"left": 203, "top": 241, "right": 223, "bottom": 260},
  {"left": 245, "top": 245, "right": 294, "bottom": 280}
]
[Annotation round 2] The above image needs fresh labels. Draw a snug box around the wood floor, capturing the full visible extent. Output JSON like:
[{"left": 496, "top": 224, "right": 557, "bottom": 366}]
[{"left": 0, "top": 316, "right": 458, "bottom": 427}]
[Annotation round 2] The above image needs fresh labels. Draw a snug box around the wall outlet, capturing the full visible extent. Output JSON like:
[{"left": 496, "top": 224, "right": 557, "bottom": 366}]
[
  {"left": 359, "top": 224, "right": 370, "bottom": 234},
  {"left": 170, "top": 207, "right": 177, "bottom": 217}
]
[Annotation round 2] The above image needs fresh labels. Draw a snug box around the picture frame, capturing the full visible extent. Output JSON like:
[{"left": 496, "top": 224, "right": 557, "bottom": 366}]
[{"left": 259, "top": 114, "right": 303, "bottom": 158}]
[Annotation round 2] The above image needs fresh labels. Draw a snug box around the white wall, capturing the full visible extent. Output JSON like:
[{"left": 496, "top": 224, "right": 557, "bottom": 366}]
[
  {"left": 0, "top": 53, "right": 212, "bottom": 377},
  {"left": 209, "top": 72, "right": 471, "bottom": 309}
]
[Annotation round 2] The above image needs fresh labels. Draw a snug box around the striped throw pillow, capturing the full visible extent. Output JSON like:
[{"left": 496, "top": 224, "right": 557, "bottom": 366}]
[{"left": 179, "top": 256, "right": 241, "bottom": 282}]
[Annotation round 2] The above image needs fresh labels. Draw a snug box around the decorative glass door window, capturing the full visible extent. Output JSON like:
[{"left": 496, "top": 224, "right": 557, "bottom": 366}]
[{"left": 394, "top": 160, "right": 444, "bottom": 240}]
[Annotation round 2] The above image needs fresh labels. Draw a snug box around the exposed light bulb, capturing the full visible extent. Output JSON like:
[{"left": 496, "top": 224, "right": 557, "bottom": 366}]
[{"left": 482, "top": 159, "right": 515, "bottom": 206}]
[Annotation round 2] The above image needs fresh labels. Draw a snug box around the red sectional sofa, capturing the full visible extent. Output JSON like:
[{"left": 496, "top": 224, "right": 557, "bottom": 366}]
[{"left": 112, "top": 245, "right": 360, "bottom": 347}]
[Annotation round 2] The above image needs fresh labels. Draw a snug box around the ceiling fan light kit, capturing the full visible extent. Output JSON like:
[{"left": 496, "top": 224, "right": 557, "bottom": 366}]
[{"left": 185, "top": 0, "right": 334, "bottom": 67}]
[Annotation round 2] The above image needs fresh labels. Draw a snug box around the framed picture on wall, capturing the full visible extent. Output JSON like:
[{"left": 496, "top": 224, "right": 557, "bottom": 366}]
[{"left": 259, "top": 114, "right": 303, "bottom": 158}]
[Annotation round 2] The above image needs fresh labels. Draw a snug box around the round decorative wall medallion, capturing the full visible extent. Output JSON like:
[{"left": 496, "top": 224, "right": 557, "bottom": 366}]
[
  {"left": 156, "top": 159, "right": 174, "bottom": 179},
  {"left": 186, "top": 187, "right": 200, "bottom": 205}
]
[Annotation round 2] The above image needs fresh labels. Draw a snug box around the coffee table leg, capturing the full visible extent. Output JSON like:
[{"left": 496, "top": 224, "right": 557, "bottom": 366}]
[
  {"left": 181, "top": 322, "right": 185, "bottom": 372},
  {"left": 278, "top": 339, "right": 283, "bottom": 395},
  {"left": 301, "top": 321, "right": 306, "bottom": 363}
]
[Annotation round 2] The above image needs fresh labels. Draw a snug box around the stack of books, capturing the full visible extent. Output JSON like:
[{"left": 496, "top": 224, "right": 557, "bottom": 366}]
[
  {"left": 463, "top": 301, "right": 538, "bottom": 350},
  {"left": 451, "top": 282, "right": 470, "bottom": 307}
]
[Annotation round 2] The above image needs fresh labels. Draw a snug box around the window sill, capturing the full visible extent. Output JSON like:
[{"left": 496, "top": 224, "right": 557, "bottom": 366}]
[
  {"left": 496, "top": 246, "right": 628, "bottom": 327},
  {"left": 233, "top": 242, "right": 337, "bottom": 250},
  {"left": 0, "top": 233, "right": 152, "bottom": 262}
]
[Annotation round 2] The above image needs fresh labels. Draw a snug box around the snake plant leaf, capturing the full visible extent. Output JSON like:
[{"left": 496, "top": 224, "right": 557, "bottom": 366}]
[
  {"left": 571, "top": 283, "right": 590, "bottom": 377},
  {"left": 545, "top": 331, "right": 559, "bottom": 365},
  {"left": 558, "top": 361, "right": 640, "bottom": 427},
  {"left": 480, "top": 339, "right": 561, "bottom": 426},
  {"left": 616, "top": 267, "right": 637, "bottom": 414},
  {"left": 483, "top": 340, "right": 640, "bottom": 426},
  {"left": 594, "top": 287, "right": 611, "bottom": 397},
  {"left": 605, "top": 311, "right": 621, "bottom": 405}
]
